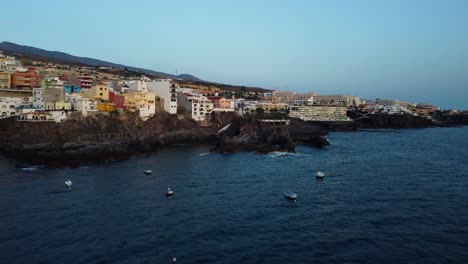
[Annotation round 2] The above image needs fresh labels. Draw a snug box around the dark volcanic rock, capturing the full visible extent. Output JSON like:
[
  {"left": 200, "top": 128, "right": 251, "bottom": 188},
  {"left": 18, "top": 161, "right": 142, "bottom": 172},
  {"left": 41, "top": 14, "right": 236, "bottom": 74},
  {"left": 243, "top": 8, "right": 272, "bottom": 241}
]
[
  {"left": 0, "top": 112, "right": 218, "bottom": 165},
  {"left": 288, "top": 118, "right": 330, "bottom": 148},
  {"left": 213, "top": 117, "right": 295, "bottom": 153},
  {"left": 348, "top": 111, "right": 435, "bottom": 129}
]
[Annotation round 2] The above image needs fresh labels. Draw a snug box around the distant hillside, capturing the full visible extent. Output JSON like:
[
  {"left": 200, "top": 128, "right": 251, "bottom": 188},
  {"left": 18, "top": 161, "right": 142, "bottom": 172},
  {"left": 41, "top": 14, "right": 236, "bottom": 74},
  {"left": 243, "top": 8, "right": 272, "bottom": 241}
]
[
  {"left": 0, "top": 41, "right": 200, "bottom": 81},
  {"left": 0, "top": 41, "right": 271, "bottom": 93}
]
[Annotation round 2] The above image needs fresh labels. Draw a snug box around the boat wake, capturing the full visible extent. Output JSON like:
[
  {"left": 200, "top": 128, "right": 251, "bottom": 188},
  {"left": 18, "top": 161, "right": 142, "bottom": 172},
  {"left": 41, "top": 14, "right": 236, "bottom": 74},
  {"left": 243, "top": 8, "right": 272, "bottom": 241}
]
[
  {"left": 199, "top": 153, "right": 211, "bottom": 156},
  {"left": 268, "top": 152, "right": 312, "bottom": 158},
  {"left": 19, "top": 166, "right": 44, "bottom": 171}
]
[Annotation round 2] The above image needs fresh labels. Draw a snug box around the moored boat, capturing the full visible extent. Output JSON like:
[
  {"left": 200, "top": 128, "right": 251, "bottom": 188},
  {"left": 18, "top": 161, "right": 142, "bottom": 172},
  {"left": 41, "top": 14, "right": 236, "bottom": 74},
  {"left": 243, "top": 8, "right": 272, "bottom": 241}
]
[
  {"left": 316, "top": 171, "right": 325, "bottom": 179},
  {"left": 166, "top": 187, "right": 174, "bottom": 196},
  {"left": 65, "top": 180, "right": 72, "bottom": 189},
  {"left": 284, "top": 191, "right": 297, "bottom": 200}
]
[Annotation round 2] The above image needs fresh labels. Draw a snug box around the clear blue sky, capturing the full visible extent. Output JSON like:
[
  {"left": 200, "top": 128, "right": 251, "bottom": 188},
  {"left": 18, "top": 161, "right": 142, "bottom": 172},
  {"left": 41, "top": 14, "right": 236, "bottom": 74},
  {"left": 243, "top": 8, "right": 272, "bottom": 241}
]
[{"left": 2, "top": 0, "right": 467, "bottom": 109}]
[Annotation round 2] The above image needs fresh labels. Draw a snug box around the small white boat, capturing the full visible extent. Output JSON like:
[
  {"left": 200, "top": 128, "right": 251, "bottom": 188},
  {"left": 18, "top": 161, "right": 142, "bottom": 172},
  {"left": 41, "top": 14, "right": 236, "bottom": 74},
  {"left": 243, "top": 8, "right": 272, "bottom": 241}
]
[
  {"left": 166, "top": 187, "right": 174, "bottom": 196},
  {"left": 143, "top": 169, "right": 152, "bottom": 175},
  {"left": 65, "top": 180, "right": 72, "bottom": 189},
  {"left": 284, "top": 191, "right": 297, "bottom": 200},
  {"left": 316, "top": 171, "right": 325, "bottom": 179}
]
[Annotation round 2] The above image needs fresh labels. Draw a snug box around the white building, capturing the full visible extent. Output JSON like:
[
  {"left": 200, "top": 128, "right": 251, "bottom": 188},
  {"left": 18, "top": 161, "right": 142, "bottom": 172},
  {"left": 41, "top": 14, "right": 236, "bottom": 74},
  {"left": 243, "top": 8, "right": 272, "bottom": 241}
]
[
  {"left": 289, "top": 106, "right": 351, "bottom": 121},
  {"left": 147, "top": 79, "right": 177, "bottom": 114},
  {"left": 177, "top": 91, "right": 214, "bottom": 121},
  {"left": 125, "top": 76, "right": 149, "bottom": 92},
  {"left": 0, "top": 97, "right": 25, "bottom": 118},
  {"left": 75, "top": 98, "right": 98, "bottom": 117},
  {"left": 381, "top": 104, "right": 412, "bottom": 115},
  {"left": 30, "top": 88, "right": 45, "bottom": 109},
  {"left": 0, "top": 55, "right": 22, "bottom": 72}
]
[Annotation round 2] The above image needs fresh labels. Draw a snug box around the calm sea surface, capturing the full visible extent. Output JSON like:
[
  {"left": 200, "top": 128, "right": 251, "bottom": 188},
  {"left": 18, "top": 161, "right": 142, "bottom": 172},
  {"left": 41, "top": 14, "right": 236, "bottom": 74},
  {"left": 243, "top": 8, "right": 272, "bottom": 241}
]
[{"left": 1, "top": 127, "right": 468, "bottom": 264}]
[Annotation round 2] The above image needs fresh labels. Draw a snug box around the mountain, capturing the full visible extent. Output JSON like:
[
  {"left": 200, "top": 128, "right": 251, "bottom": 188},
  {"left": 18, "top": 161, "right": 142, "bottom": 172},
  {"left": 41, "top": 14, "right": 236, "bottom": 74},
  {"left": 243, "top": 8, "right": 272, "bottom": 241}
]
[{"left": 0, "top": 41, "right": 200, "bottom": 81}]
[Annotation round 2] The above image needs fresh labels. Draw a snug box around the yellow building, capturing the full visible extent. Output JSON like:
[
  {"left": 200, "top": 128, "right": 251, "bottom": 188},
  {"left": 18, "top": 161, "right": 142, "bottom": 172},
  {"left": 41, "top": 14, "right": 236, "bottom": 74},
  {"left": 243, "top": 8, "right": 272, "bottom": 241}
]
[
  {"left": 45, "top": 101, "right": 72, "bottom": 110},
  {"left": 257, "top": 102, "right": 288, "bottom": 111},
  {"left": 0, "top": 72, "right": 11, "bottom": 88},
  {"left": 123, "top": 91, "right": 156, "bottom": 119},
  {"left": 97, "top": 101, "right": 115, "bottom": 112},
  {"left": 89, "top": 85, "right": 110, "bottom": 101}
]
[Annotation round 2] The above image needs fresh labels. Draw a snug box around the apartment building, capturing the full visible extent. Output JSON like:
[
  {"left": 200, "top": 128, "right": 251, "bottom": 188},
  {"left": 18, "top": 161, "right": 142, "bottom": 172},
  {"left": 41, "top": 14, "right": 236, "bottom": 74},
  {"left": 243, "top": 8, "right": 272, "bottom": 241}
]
[
  {"left": 147, "top": 79, "right": 177, "bottom": 114},
  {"left": 11, "top": 67, "right": 41, "bottom": 90},
  {"left": 0, "top": 72, "right": 11, "bottom": 88},
  {"left": 289, "top": 105, "right": 351, "bottom": 121},
  {"left": 177, "top": 91, "right": 214, "bottom": 121}
]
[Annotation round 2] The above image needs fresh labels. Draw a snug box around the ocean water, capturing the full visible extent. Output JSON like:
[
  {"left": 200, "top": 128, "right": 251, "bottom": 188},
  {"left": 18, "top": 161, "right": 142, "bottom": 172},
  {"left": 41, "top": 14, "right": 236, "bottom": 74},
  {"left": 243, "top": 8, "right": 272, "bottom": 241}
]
[{"left": 1, "top": 127, "right": 468, "bottom": 264}]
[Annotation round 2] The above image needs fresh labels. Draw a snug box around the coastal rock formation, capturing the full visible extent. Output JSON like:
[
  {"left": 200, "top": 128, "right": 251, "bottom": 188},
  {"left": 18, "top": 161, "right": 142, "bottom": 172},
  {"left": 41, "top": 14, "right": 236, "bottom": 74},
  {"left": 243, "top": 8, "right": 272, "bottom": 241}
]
[
  {"left": 0, "top": 112, "right": 330, "bottom": 165},
  {"left": 213, "top": 117, "right": 295, "bottom": 153},
  {"left": 0, "top": 112, "right": 218, "bottom": 165},
  {"left": 347, "top": 112, "right": 435, "bottom": 129},
  {"left": 288, "top": 118, "right": 330, "bottom": 148}
]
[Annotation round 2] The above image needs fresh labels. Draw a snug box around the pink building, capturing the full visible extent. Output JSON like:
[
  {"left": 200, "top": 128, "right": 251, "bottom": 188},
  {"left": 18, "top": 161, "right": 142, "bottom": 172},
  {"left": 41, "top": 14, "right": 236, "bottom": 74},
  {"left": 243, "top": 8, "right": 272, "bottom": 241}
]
[{"left": 109, "top": 92, "right": 125, "bottom": 109}]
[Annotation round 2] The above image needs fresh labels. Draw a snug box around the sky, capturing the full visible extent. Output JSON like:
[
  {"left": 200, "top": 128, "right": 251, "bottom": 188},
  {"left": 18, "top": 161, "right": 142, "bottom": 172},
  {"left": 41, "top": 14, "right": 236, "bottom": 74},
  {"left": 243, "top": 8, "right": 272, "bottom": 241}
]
[{"left": 2, "top": 0, "right": 467, "bottom": 109}]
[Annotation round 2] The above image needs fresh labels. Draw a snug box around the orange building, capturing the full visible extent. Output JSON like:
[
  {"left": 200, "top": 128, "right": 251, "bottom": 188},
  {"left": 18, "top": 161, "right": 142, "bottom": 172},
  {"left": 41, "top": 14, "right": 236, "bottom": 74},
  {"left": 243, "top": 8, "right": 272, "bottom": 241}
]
[
  {"left": 11, "top": 67, "right": 41, "bottom": 90},
  {"left": 218, "top": 98, "right": 233, "bottom": 109},
  {"left": 97, "top": 101, "right": 115, "bottom": 112}
]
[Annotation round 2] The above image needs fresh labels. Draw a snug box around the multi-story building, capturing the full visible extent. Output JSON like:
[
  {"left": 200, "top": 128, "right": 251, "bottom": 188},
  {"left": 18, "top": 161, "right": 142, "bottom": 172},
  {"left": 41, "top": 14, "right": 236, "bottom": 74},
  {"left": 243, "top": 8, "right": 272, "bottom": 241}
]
[
  {"left": 64, "top": 85, "right": 82, "bottom": 94},
  {"left": 123, "top": 91, "right": 156, "bottom": 120},
  {"left": 272, "top": 90, "right": 295, "bottom": 104},
  {"left": 11, "top": 67, "right": 42, "bottom": 90},
  {"left": 109, "top": 91, "right": 125, "bottom": 109},
  {"left": 290, "top": 92, "right": 316, "bottom": 106},
  {"left": 125, "top": 76, "right": 149, "bottom": 92},
  {"left": 272, "top": 90, "right": 317, "bottom": 105},
  {"left": 97, "top": 102, "right": 115, "bottom": 112},
  {"left": 177, "top": 91, "right": 214, "bottom": 121},
  {"left": 49, "top": 101, "right": 72, "bottom": 111},
  {"left": 147, "top": 79, "right": 177, "bottom": 114},
  {"left": 75, "top": 98, "right": 98, "bottom": 117},
  {"left": 44, "top": 87, "right": 65, "bottom": 105},
  {"left": 0, "top": 55, "right": 21, "bottom": 72},
  {"left": 0, "top": 72, "right": 11, "bottom": 88},
  {"left": 42, "top": 77, "right": 65, "bottom": 90},
  {"left": 68, "top": 74, "right": 93, "bottom": 90},
  {"left": 79, "top": 74, "right": 93, "bottom": 89},
  {"left": 313, "top": 95, "right": 361, "bottom": 108},
  {"left": 65, "top": 93, "right": 83, "bottom": 109},
  {"left": 88, "top": 85, "right": 110, "bottom": 101},
  {"left": 206, "top": 96, "right": 235, "bottom": 113},
  {"left": 30, "top": 88, "right": 45, "bottom": 109},
  {"left": 257, "top": 102, "right": 288, "bottom": 112},
  {"left": 0, "top": 97, "right": 24, "bottom": 118},
  {"left": 289, "top": 106, "right": 351, "bottom": 121}
]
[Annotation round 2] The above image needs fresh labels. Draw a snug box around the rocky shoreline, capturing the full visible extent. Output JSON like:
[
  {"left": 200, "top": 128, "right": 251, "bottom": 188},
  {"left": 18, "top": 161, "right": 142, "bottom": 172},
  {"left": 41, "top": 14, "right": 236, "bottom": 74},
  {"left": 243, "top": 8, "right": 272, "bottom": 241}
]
[
  {"left": 0, "top": 113, "right": 328, "bottom": 166},
  {"left": 2, "top": 110, "right": 465, "bottom": 167}
]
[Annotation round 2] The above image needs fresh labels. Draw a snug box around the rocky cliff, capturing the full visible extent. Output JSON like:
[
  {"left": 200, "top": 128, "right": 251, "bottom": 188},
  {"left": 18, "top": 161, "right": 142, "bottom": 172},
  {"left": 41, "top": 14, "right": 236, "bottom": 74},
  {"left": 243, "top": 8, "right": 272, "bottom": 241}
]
[
  {"left": 0, "top": 112, "right": 328, "bottom": 165},
  {"left": 347, "top": 112, "right": 435, "bottom": 129},
  {"left": 0, "top": 112, "right": 218, "bottom": 165},
  {"left": 212, "top": 117, "right": 295, "bottom": 153}
]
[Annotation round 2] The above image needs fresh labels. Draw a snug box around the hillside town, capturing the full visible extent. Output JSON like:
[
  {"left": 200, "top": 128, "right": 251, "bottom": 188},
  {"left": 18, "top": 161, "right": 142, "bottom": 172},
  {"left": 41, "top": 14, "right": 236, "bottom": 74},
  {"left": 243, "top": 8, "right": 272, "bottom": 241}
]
[{"left": 0, "top": 51, "right": 463, "bottom": 124}]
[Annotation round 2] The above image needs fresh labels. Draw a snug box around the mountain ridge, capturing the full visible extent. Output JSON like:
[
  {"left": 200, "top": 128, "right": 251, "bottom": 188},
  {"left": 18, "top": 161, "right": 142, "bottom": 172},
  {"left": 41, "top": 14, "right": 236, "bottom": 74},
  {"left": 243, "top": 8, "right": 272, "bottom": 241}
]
[{"left": 0, "top": 41, "right": 200, "bottom": 81}]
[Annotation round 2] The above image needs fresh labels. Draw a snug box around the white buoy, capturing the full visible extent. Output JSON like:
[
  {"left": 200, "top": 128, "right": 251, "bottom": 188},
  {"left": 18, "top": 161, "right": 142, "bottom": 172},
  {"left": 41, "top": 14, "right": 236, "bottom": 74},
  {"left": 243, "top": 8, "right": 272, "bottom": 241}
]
[{"left": 65, "top": 180, "right": 72, "bottom": 189}]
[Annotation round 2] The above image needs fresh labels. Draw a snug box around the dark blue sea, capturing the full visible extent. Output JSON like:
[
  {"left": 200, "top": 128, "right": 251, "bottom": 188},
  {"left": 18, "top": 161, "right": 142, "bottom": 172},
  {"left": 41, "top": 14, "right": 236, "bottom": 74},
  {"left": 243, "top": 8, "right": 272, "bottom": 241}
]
[{"left": 1, "top": 127, "right": 468, "bottom": 264}]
